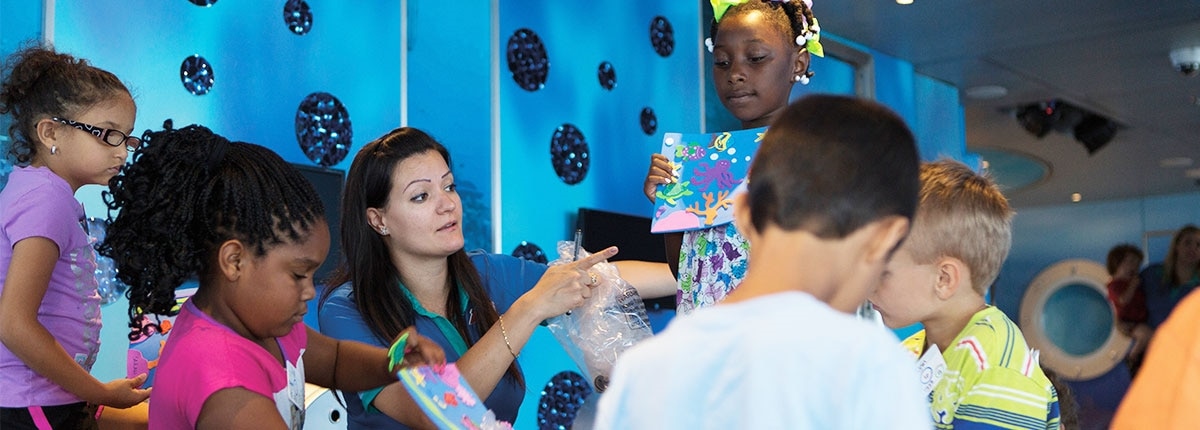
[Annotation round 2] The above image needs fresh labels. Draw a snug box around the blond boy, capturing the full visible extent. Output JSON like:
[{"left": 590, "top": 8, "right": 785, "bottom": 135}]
[{"left": 869, "top": 160, "right": 1060, "bottom": 429}]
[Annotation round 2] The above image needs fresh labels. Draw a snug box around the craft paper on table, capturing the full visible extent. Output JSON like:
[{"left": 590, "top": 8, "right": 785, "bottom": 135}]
[
  {"left": 650, "top": 127, "right": 767, "bottom": 233},
  {"left": 397, "top": 363, "right": 512, "bottom": 430}
]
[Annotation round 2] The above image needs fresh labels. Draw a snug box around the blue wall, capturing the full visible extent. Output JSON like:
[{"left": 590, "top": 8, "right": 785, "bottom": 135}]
[
  {"left": 497, "top": 1, "right": 702, "bottom": 256},
  {"left": 0, "top": 0, "right": 43, "bottom": 188}
]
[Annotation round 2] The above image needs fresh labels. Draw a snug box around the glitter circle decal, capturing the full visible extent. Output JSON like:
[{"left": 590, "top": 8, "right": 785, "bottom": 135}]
[
  {"left": 506, "top": 28, "right": 550, "bottom": 92},
  {"left": 550, "top": 124, "right": 590, "bottom": 185},
  {"left": 511, "top": 241, "right": 548, "bottom": 264},
  {"left": 180, "top": 55, "right": 214, "bottom": 96},
  {"left": 537, "top": 371, "right": 593, "bottom": 430},
  {"left": 640, "top": 107, "right": 658, "bottom": 136},
  {"left": 295, "top": 92, "right": 352, "bottom": 167},
  {"left": 597, "top": 61, "right": 616, "bottom": 90},
  {"left": 283, "top": 0, "right": 313, "bottom": 35},
  {"left": 650, "top": 16, "right": 675, "bottom": 57},
  {"left": 86, "top": 217, "right": 128, "bottom": 306}
]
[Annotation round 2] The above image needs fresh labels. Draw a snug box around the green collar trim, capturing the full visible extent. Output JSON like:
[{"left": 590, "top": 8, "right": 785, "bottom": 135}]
[{"left": 398, "top": 283, "right": 471, "bottom": 356}]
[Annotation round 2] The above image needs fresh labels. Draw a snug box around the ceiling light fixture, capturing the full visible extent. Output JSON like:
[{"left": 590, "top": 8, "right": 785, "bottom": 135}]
[
  {"left": 896, "top": 0, "right": 914, "bottom": 4},
  {"left": 1071, "top": 193, "right": 1082, "bottom": 203},
  {"left": 1013, "top": 99, "right": 1120, "bottom": 155}
]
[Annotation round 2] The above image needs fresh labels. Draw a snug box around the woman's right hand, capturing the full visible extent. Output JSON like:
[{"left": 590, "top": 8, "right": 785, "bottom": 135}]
[
  {"left": 101, "top": 374, "right": 151, "bottom": 408},
  {"left": 643, "top": 153, "right": 674, "bottom": 203},
  {"left": 521, "top": 246, "right": 619, "bottom": 320}
]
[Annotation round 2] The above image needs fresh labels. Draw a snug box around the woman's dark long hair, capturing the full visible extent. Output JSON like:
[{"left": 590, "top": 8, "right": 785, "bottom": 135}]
[
  {"left": 99, "top": 124, "right": 324, "bottom": 330},
  {"left": 323, "top": 127, "right": 520, "bottom": 384}
]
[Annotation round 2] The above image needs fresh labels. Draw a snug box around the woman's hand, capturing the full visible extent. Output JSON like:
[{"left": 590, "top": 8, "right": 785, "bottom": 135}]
[
  {"left": 642, "top": 154, "right": 674, "bottom": 203},
  {"left": 522, "top": 246, "right": 619, "bottom": 320}
]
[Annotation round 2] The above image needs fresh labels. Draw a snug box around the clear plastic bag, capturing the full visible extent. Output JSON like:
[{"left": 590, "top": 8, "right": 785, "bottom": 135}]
[{"left": 545, "top": 240, "right": 654, "bottom": 392}]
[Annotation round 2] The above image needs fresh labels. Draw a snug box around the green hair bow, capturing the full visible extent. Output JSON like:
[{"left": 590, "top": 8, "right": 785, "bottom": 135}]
[{"left": 711, "top": 0, "right": 751, "bottom": 22}]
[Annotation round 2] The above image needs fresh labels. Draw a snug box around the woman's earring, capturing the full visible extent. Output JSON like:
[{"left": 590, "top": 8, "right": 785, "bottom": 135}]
[
  {"left": 379, "top": 226, "right": 390, "bottom": 236},
  {"left": 792, "top": 75, "right": 802, "bottom": 83},
  {"left": 50, "top": 145, "right": 58, "bottom": 155}
]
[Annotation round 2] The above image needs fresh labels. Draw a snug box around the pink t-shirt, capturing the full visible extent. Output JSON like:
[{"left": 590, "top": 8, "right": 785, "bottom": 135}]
[
  {"left": 0, "top": 166, "right": 102, "bottom": 407},
  {"left": 149, "top": 301, "right": 307, "bottom": 429}
]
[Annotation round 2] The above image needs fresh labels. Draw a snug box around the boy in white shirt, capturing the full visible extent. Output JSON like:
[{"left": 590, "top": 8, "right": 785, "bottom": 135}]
[{"left": 594, "top": 95, "right": 929, "bottom": 430}]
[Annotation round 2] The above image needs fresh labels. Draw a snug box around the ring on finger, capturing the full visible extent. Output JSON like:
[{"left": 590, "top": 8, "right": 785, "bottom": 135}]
[{"left": 588, "top": 271, "right": 599, "bottom": 286}]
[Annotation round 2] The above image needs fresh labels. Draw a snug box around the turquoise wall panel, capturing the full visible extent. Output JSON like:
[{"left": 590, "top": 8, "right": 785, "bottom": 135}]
[
  {"left": 498, "top": 0, "right": 701, "bottom": 256},
  {"left": 407, "top": 1, "right": 494, "bottom": 251}
]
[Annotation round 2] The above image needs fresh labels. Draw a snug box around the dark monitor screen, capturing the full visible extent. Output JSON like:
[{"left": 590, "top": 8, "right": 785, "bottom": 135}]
[
  {"left": 293, "top": 164, "right": 345, "bottom": 283},
  {"left": 575, "top": 207, "right": 674, "bottom": 310}
]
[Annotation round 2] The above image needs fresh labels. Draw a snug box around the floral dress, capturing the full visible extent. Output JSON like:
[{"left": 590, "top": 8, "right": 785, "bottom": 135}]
[{"left": 676, "top": 223, "right": 750, "bottom": 314}]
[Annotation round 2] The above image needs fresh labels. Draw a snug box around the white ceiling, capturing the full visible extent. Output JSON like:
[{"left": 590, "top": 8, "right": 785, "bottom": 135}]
[{"left": 817, "top": 1, "right": 1200, "bottom": 208}]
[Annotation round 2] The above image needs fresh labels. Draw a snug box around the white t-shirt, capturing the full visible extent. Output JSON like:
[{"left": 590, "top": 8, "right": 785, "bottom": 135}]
[{"left": 593, "top": 291, "right": 929, "bottom": 430}]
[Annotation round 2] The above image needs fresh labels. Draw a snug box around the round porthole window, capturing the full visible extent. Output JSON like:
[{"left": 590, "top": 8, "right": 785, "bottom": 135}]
[{"left": 1019, "top": 259, "right": 1130, "bottom": 380}]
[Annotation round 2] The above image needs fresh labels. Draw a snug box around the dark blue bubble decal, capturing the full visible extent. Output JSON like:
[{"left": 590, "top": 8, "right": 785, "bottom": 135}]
[
  {"left": 511, "top": 241, "right": 548, "bottom": 264},
  {"left": 537, "top": 371, "right": 593, "bottom": 430},
  {"left": 458, "top": 180, "right": 492, "bottom": 252},
  {"left": 506, "top": 28, "right": 549, "bottom": 92},
  {"left": 283, "top": 0, "right": 313, "bottom": 35},
  {"left": 550, "top": 124, "right": 589, "bottom": 185},
  {"left": 640, "top": 107, "right": 658, "bottom": 136},
  {"left": 180, "top": 55, "right": 214, "bottom": 96},
  {"left": 597, "top": 61, "right": 616, "bottom": 90},
  {"left": 294, "top": 92, "right": 352, "bottom": 167},
  {"left": 187, "top": 0, "right": 217, "bottom": 6},
  {"left": 650, "top": 16, "right": 675, "bottom": 57}
]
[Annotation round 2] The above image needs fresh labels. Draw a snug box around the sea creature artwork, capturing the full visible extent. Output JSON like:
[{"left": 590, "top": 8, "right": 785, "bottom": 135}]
[
  {"left": 398, "top": 364, "right": 511, "bottom": 430},
  {"left": 651, "top": 127, "right": 766, "bottom": 233},
  {"left": 691, "top": 159, "right": 740, "bottom": 192},
  {"left": 709, "top": 132, "right": 731, "bottom": 152},
  {"left": 655, "top": 180, "right": 694, "bottom": 205}
]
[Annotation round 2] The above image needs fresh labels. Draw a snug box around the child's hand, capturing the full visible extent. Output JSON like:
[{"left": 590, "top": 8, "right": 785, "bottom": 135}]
[
  {"left": 643, "top": 154, "right": 674, "bottom": 203},
  {"left": 393, "top": 327, "right": 446, "bottom": 368},
  {"left": 101, "top": 374, "right": 151, "bottom": 408}
]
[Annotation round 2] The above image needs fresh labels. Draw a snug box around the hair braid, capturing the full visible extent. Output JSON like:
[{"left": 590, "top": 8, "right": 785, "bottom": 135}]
[{"left": 100, "top": 124, "right": 324, "bottom": 330}]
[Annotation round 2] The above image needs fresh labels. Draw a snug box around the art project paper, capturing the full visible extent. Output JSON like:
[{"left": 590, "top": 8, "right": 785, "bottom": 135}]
[
  {"left": 397, "top": 364, "right": 512, "bottom": 430},
  {"left": 650, "top": 127, "right": 767, "bottom": 233}
]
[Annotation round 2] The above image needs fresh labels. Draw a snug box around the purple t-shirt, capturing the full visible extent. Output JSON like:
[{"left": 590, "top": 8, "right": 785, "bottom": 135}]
[
  {"left": 0, "top": 166, "right": 102, "bottom": 407},
  {"left": 149, "top": 301, "right": 308, "bottom": 429}
]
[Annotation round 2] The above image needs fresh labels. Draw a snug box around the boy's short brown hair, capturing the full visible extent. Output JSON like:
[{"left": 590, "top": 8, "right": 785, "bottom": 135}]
[{"left": 904, "top": 160, "right": 1013, "bottom": 296}]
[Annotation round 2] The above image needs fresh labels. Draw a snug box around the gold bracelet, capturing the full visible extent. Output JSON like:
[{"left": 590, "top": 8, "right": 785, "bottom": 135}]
[{"left": 498, "top": 315, "right": 518, "bottom": 360}]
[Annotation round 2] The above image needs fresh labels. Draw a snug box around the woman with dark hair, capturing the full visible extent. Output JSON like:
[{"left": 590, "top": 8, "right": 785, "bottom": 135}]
[
  {"left": 319, "top": 127, "right": 673, "bottom": 429},
  {"left": 100, "top": 125, "right": 444, "bottom": 429},
  {"left": 1141, "top": 225, "right": 1200, "bottom": 328}
]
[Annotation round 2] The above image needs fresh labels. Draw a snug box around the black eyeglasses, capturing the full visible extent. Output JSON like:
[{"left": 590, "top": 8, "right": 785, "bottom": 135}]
[{"left": 51, "top": 117, "right": 143, "bottom": 151}]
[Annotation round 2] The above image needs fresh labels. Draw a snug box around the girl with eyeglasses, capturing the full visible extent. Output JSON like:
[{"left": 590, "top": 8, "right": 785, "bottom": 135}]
[{"left": 0, "top": 44, "right": 150, "bottom": 429}]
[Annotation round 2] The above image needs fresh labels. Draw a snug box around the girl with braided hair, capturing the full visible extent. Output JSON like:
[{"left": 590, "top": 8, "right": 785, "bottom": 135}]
[
  {"left": 99, "top": 125, "right": 444, "bottom": 429},
  {"left": 0, "top": 44, "right": 150, "bottom": 429},
  {"left": 642, "top": 0, "right": 825, "bottom": 314}
]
